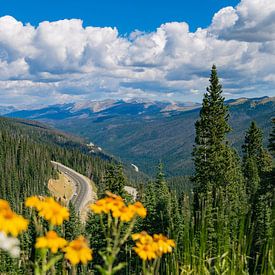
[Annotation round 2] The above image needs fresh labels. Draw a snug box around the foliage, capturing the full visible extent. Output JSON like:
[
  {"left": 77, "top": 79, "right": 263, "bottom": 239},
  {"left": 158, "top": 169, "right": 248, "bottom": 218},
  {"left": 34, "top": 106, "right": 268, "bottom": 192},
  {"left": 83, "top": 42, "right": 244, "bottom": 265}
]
[{"left": 0, "top": 194, "right": 175, "bottom": 275}]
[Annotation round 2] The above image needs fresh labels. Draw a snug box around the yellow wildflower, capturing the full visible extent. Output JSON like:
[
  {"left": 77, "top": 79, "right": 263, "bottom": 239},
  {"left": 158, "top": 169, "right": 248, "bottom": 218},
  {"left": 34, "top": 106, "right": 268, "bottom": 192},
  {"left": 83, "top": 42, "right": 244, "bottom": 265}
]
[
  {"left": 25, "top": 196, "right": 44, "bottom": 210},
  {"left": 153, "top": 234, "right": 176, "bottom": 255},
  {"left": 129, "top": 202, "right": 147, "bottom": 218},
  {"left": 112, "top": 205, "right": 135, "bottom": 222},
  {"left": 38, "top": 198, "right": 69, "bottom": 225},
  {"left": 35, "top": 231, "right": 67, "bottom": 253},
  {"left": 0, "top": 209, "right": 28, "bottom": 237},
  {"left": 63, "top": 236, "right": 92, "bottom": 265},
  {"left": 26, "top": 196, "right": 69, "bottom": 225},
  {"left": 90, "top": 192, "right": 125, "bottom": 215},
  {"left": 105, "top": 191, "right": 123, "bottom": 200},
  {"left": 132, "top": 231, "right": 175, "bottom": 260},
  {"left": 132, "top": 231, "right": 153, "bottom": 243},
  {"left": 132, "top": 232, "right": 157, "bottom": 261},
  {"left": 90, "top": 198, "right": 111, "bottom": 214},
  {"left": 0, "top": 199, "right": 11, "bottom": 214},
  {"left": 90, "top": 192, "right": 147, "bottom": 222},
  {"left": 107, "top": 197, "right": 125, "bottom": 212},
  {"left": 133, "top": 242, "right": 157, "bottom": 261}
]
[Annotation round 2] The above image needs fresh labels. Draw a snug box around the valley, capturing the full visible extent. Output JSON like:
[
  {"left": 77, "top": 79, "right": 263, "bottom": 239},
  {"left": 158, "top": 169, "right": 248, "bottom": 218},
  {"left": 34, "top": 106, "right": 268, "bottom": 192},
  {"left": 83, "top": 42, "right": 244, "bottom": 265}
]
[{"left": 4, "top": 96, "right": 275, "bottom": 176}]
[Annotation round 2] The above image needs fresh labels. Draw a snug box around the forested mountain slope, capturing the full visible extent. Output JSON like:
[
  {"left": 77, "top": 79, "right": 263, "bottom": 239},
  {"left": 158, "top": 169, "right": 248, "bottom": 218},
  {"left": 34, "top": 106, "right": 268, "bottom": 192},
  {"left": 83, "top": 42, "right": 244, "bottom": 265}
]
[
  {"left": 0, "top": 117, "right": 142, "bottom": 209},
  {"left": 6, "top": 97, "right": 274, "bottom": 176}
]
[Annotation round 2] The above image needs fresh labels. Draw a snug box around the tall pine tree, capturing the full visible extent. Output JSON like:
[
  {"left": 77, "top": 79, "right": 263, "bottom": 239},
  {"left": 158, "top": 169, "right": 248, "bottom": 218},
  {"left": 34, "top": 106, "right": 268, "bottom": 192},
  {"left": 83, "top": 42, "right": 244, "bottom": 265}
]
[
  {"left": 242, "top": 121, "right": 272, "bottom": 201},
  {"left": 102, "top": 162, "right": 127, "bottom": 197},
  {"left": 247, "top": 119, "right": 274, "bottom": 272},
  {"left": 192, "top": 65, "right": 246, "bottom": 257}
]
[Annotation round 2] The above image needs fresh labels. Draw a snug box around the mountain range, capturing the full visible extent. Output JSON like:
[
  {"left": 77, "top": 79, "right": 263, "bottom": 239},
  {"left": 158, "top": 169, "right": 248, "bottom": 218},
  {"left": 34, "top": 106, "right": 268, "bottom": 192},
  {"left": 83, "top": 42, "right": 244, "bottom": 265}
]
[
  {"left": 3, "top": 96, "right": 275, "bottom": 176},
  {"left": 1, "top": 99, "right": 201, "bottom": 120}
]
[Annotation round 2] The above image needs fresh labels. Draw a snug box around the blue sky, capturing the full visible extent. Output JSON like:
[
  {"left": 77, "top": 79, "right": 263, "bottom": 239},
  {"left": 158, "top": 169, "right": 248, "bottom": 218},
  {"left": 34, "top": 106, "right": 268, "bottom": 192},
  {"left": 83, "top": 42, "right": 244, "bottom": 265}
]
[
  {"left": 0, "top": 0, "right": 240, "bottom": 34},
  {"left": 0, "top": 0, "right": 274, "bottom": 106}
]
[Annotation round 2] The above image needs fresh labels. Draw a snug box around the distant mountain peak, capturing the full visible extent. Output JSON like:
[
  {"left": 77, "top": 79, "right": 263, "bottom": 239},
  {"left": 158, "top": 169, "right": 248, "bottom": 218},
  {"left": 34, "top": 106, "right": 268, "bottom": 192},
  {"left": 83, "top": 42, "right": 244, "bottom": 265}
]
[
  {"left": 3, "top": 96, "right": 274, "bottom": 121},
  {"left": 71, "top": 99, "right": 117, "bottom": 113},
  {"left": 227, "top": 96, "right": 275, "bottom": 106}
]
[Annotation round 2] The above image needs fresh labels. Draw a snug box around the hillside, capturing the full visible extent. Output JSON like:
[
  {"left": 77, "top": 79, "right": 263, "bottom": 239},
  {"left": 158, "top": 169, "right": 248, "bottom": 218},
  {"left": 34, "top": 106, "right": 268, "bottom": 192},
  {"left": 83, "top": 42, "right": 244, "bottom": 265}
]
[
  {"left": 0, "top": 117, "right": 146, "bottom": 209},
  {"left": 5, "top": 96, "right": 275, "bottom": 176}
]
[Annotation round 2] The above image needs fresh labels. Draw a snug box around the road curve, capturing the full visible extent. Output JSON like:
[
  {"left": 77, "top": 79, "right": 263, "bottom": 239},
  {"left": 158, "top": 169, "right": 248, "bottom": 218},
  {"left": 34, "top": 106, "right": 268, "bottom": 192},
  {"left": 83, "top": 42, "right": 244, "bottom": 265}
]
[{"left": 51, "top": 161, "right": 94, "bottom": 213}]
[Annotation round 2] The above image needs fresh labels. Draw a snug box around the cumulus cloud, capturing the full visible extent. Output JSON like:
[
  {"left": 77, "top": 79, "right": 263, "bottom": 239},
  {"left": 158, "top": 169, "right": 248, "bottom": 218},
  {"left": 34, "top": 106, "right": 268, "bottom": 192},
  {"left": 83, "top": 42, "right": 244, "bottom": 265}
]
[
  {"left": 211, "top": 0, "right": 275, "bottom": 42},
  {"left": 0, "top": 0, "right": 275, "bottom": 106}
]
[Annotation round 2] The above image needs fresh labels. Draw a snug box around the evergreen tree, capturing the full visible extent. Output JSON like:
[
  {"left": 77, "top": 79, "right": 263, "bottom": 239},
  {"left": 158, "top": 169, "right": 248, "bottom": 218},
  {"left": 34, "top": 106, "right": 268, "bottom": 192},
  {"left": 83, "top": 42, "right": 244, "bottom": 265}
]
[
  {"left": 85, "top": 212, "right": 106, "bottom": 267},
  {"left": 154, "top": 163, "right": 171, "bottom": 234},
  {"left": 141, "top": 182, "right": 157, "bottom": 233},
  {"left": 242, "top": 121, "right": 272, "bottom": 201},
  {"left": 193, "top": 65, "right": 231, "bottom": 196},
  {"left": 241, "top": 121, "right": 273, "bottom": 272},
  {"left": 102, "top": 163, "right": 127, "bottom": 197},
  {"left": 250, "top": 118, "right": 275, "bottom": 271},
  {"left": 64, "top": 203, "right": 82, "bottom": 241},
  {"left": 192, "top": 65, "right": 247, "bottom": 257}
]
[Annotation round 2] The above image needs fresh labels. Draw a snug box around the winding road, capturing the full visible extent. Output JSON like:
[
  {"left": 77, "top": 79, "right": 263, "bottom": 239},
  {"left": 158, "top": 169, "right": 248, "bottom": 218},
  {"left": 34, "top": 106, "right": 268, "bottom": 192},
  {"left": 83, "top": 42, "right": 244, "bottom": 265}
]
[
  {"left": 51, "top": 161, "right": 95, "bottom": 213},
  {"left": 51, "top": 161, "right": 138, "bottom": 217}
]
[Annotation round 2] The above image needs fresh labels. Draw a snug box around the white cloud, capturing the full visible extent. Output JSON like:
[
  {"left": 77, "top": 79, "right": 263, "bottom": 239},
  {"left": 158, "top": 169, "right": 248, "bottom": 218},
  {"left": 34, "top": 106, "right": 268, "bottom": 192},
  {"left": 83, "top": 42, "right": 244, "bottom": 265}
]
[
  {"left": 210, "top": 7, "right": 238, "bottom": 31},
  {"left": 211, "top": 0, "right": 275, "bottom": 42},
  {"left": 0, "top": 0, "right": 275, "bottom": 106}
]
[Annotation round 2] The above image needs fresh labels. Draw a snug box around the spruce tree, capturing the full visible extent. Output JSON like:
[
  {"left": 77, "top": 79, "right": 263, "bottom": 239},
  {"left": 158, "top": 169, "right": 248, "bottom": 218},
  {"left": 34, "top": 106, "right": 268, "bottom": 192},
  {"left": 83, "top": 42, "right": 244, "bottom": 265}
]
[
  {"left": 154, "top": 163, "right": 171, "bottom": 234},
  {"left": 103, "top": 162, "right": 126, "bottom": 197},
  {"left": 192, "top": 65, "right": 246, "bottom": 257},
  {"left": 242, "top": 121, "right": 272, "bottom": 201},
  {"left": 240, "top": 121, "right": 273, "bottom": 272},
  {"left": 64, "top": 202, "right": 82, "bottom": 241},
  {"left": 193, "top": 65, "right": 231, "bottom": 195},
  {"left": 250, "top": 118, "right": 275, "bottom": 270},
  {"left": 141, "top": 181, "right": 157, "bottom": 233}
]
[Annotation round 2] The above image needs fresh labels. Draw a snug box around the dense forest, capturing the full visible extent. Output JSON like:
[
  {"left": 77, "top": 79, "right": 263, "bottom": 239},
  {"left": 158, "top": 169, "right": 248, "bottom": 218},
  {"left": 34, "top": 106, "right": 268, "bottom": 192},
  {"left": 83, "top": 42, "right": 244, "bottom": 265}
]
[
  {"left": 0, "top": 117, "right": 112, "bottom": 207},
  {"left": 0, "top": 66, "right": 274, "bottom": 274}
]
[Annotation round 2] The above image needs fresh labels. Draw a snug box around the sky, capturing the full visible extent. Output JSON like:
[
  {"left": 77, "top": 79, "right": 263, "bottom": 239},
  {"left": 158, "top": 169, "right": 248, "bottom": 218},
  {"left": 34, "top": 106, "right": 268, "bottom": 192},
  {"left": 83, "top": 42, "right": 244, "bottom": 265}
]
[
  {"left": 0, "top": 0, "right": 240, "bottom": 34},
  {"left": 0, "top": 0, "right": 274, "bottom": 106}
]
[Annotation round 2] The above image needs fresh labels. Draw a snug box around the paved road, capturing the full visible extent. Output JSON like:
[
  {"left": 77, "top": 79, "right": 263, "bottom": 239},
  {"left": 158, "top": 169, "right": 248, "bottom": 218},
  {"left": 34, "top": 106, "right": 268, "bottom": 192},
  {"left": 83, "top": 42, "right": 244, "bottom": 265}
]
[{"left": 51, "top": 161, "right": 91, "bottom": 213}]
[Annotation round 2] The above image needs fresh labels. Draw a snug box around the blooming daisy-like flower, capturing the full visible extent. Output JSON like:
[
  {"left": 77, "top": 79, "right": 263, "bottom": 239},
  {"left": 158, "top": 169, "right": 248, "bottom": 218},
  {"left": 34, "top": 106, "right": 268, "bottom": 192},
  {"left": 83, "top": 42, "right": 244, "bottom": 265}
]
[
  {"left": 132, "top": 231, "right": 158, "bottom": 260},
  {"left": 25, "top": 196, "right": 69, "bottom": 226},
  {"left": 90, "top": 198, "right": 112, "bottom": 214},
  {"left": 38, "top": 197, "right": 69, "bottom": 225},
  {"left": 90, "top": 192, "right": 147, "bottom": 222},
  {"left": 25, "top": 196, "right": 44, "bottom": 210},
  {"left": 0, "top": 209, "right": 28, "bottom": 237},
  {"left": 133, "top": 242, "right": 157, "bottom": 261},
  {"left": 132, "top": 231, "right": 175, "bottom": 260},
  {"left": 35, "top": 231, "right": 67, "bottom": 253},
  {"left": 132, "top": 231, "right": 152, "bottom": 243},
  {"left": 112, "top": 205, "right": 135, "bottom": 222},
  {"left": 0, "top": 232, "right": 20, "bottom": 257},
  {"left": 107, "top": 196, "right": 125, "bottom": 212},
  {"left": 90, "top": 192, "right": 125, "bottom": 215},
  {"left": 0, "top": 199, "right": 11, "bottom": 214},
  {"left": 153, "top": 234, "right": 176, "bottom": 255},
  {"left": 63, "top": 236, "right": 92, "bottom": 265},
  {"left": 129, "top": 202, "right": 147, "bottom": 218}
]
